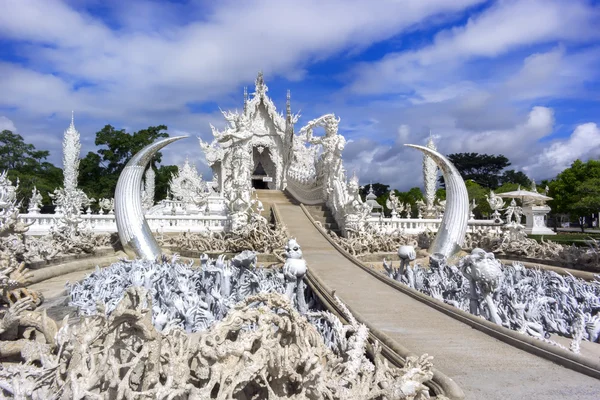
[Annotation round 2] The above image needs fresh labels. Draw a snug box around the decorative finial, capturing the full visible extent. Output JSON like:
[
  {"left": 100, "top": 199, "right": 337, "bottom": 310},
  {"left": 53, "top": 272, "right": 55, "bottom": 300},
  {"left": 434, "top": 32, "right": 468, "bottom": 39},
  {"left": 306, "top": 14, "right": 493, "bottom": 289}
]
[
  {"left": 255, "top": 71, "right": 265, "bottom": 93},
  {"left": 286, "top": 90, "right": 291, "bottom": 119},
  {"left": 243, "top": 86, "right": 248, "bottom": 113},
  {"left": 71, "top": 110, "right": 74, "bottom": 126}
]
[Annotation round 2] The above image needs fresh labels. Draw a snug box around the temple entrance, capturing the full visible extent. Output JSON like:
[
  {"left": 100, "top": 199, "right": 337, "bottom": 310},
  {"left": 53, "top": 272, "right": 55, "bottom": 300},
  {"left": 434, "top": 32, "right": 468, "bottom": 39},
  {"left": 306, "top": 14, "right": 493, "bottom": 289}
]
[
  {"left": 251, "top": 146, "right": 276, "bottom": 189},
  {"left": 251, "top": 162, "right": 270, "bottom": 189}
]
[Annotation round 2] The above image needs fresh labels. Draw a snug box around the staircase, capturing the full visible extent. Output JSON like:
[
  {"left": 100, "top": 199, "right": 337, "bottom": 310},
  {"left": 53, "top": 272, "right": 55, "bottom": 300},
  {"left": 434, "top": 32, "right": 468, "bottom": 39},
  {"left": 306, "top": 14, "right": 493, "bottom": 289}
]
[
  {"left": 303, "top": 203, "right": 341, "bottom": 236},
  {"left": 254, "top": 190, "right": 340, "bottom": 235}
]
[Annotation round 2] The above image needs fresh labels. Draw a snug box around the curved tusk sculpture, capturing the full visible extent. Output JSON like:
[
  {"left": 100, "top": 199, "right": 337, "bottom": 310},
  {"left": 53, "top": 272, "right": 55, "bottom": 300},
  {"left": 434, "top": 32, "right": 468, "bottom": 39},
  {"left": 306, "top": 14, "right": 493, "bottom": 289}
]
[
  {"left": 115, "top": 136, "right": 187, "bottom": 260},
  {"left": 405, "top": 144, "right": 469, "bottom": 258}
]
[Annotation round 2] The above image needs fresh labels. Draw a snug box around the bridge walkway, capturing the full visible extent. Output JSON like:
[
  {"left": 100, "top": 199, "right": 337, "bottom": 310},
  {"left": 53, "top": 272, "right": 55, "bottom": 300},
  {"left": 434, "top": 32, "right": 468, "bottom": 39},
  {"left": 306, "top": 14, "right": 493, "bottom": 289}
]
[{"left": 258, "top": 190, "right": 600, "bottom": 400}]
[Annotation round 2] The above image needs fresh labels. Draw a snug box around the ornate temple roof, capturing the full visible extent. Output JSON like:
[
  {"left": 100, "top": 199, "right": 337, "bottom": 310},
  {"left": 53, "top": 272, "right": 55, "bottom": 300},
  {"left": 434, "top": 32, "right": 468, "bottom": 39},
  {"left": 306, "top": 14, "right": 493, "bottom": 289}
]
[{"left": 199, "top": 72, "right": 300, "bottom": 166}]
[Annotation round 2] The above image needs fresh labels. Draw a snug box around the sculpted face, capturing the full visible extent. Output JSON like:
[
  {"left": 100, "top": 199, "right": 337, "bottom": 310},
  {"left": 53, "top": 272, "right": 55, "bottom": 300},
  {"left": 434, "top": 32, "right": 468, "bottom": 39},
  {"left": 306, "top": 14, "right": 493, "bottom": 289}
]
[{"left": 285, "top": 239, "right": 303, "bottom": 259}]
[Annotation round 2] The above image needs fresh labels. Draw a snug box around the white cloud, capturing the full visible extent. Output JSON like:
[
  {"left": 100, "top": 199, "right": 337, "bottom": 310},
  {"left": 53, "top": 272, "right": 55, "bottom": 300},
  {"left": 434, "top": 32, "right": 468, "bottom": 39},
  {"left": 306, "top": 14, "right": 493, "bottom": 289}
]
[
  {"left": 525, "top": 123, "right": 600, "bottom": 178},
  {"left": 0, "top": 0, "right": 485, "bottom": 121},
  {"left": 0, "top": 116, "right": 17, "bottom": 132},
  {"left": 347, "top": 0, "right": 600, "bottom": 95}
]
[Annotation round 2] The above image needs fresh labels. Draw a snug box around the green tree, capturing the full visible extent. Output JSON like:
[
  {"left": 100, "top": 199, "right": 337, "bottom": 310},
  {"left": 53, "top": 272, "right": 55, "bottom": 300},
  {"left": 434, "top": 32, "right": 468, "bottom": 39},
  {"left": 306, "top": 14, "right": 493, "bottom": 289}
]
[
  {"left": 442, "top": 153, "right": 511, "bottom": 189},
  {"left": 79, "top": 125, "right": 170, "bottom": 201},
  {"left": 0, "top": 130, "right": 63, "bottom": 209},
  {"left": 500, "top": 169, "right": 531, "bottom": 187},
  {"left": 548, "top": 159, "right": 600, "bottom": 232},
  {"left": 394, "top": 187, "right": 424, "bottom": 217},
  {"left": 435, "top": 188, "right": 446, "bottom": 201},
  {"left": 155, "top": 165, "right": 178, "bottom": 201},
  {"left": 465, "top": 180, "right": 491, "bottom": 218}
]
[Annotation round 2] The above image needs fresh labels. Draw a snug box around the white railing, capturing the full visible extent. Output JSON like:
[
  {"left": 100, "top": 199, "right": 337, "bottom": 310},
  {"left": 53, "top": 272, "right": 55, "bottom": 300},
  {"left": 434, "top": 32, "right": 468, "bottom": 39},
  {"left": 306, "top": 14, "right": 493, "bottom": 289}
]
[
  {"left": 20, "top": 213, "right": 230, "bottom": 235},
  {"left": 285, "top": 177, "right": 324, "bottom": 205},
  {"left": 367, "top": 216, "right": 503, "bottom": 235}
]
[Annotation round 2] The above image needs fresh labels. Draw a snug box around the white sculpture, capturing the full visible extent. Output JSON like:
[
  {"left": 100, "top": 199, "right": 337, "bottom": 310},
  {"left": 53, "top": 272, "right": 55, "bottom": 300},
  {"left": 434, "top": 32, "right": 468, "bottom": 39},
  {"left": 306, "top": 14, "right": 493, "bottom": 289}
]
[
  {"left": 50, "top": 114, "right": 94, "bottom": 232},
  {"left": 460, "top": 248, "right": 503, "bottom": 325},
  {"left": 382, "top": 245, "right": 600, "bottom": 351},
  {"left": 384, "top": 245, "right": 417, "bottom": 281},
  {"left": 27, "top": 186, "right": 42, "bottom": 214},
  {"left": 406, "top": 144, "right": 470, "bottom": 258},
  {"left": 0, "top": 171, "right": 22, "bottom": 235},
  {"left": 386, "top": 190, "right": 400, "bottom": 216},
  {"left": 422, "top": 136, "right": 439, "bottom": 218},
  {"left": 169, "top": 158, "right": 210, "bottom": 208},
  {"left": 486, "top": 190, "right": 506, "bottom": 222},
  {"left": 468, "top": 198, "right": 477, "bottom": 220},
  {"left": 504, "top": 199, "right": 524, "bottom": 225},
  {"left": 283, "top": 238, "right": 308, "bottom": 313},
  {"left": 98, "top": 198, "right": 115, "bottom": 214},
  {"left": 141, "top": 166, "right": 155, "bottom": 211}
]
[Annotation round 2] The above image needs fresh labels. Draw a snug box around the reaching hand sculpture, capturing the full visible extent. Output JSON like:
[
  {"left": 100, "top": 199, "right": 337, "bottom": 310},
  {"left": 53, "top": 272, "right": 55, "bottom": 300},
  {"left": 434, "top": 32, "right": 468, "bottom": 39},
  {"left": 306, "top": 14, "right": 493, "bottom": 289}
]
[{"left": 460, "top": 249, "right": 503, "bottom": 325}]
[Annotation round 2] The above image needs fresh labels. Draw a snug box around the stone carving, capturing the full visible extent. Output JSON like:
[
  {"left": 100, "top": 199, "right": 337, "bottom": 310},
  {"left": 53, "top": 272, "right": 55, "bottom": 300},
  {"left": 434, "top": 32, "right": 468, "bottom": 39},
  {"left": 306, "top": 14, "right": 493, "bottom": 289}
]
[
  {"left": 300, "top": 113, "right": 345, "bottom": 192},
  {"left": 199, "top": 72, "right": 296, "bottom": 207},
  {"left": 141, "top": 165, "right": 155, "bottom": 211},
  {"left": 27, "top": 186, "right": 42, "bottom": 214},
  {"left": 114, "top": 136, "right": 187, "bottom": 260},
  {"left": 486, "top": 190, "right": 506, "bottom": 222},
  {"left": 0, "top": 171, "right": 27, "bottom": 236},
  {"left": 381, "top": 246, "right": 600, "bottom": 351},
  {"left": 460, "top": 248, "right": 503, "bottom": 325},
  {"left": 98, "top": 197, "right": 114, "bottom": 214},
  {"left": 384, "top": 245, "right": 417, "bottom": 281},
  {"left": 468, "top": 198, "right": 477, "bottom": 220},
  {"left": 464, "top": 225, "right": 600, "bottom": 272},
  {"left": 283, "top": 238, "right": 308, "bottom": 313},
  {"left": 422, "top": 136, "right": 439, "bottom": 218},
  {"left": 386, "top": 190, "right": 401, "bottom": 216},
  {"left": 415, "top": 199, "right": 426, "bottom": 219},
  {"left": 329, "top": 225, "right": 418, "bottom": 256},
  {"left": 162, "top": 210, "right": 288, "bottom": 255},
  {"left": 504, "top": 198, "right": 524, "bottom": 225},
  {"left": 50, "top": 116, "right": 95, "bottom": 236},
  {"left": 1, "top": 251, "right": 438, "bottom": 399},
  {"left": 405, "top": 144, "right": 469, "bottom": 258},
  {"left": 169, "top": 158, "right": 210, "bottom": 208},
  {"left": 434, "top": 198, "right": 446, "bottom": 218},
  {"left": 338, "top": 173, "right": 372, "bottom": 235},
  {"left": 365, "top": 184, "right": 383, "bottom": 216}
]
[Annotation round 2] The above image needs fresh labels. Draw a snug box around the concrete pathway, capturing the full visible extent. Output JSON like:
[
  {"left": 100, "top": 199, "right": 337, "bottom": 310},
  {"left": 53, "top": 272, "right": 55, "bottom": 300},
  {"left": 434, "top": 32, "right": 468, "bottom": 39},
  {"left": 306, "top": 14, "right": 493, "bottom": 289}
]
[{"left": 266, "top": 191, "right": 600, "bottom": 400}]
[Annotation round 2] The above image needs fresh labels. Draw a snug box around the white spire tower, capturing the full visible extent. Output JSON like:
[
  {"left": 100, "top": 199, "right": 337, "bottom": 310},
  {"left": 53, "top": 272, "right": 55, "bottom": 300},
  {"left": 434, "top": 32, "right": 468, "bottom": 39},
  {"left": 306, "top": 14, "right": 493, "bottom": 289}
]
[
  {"left": 423, "top": 132, "right": 438, "bottom": 217},
  {"left": 63, "top": 111, "right": 81, "bottom": 191}
]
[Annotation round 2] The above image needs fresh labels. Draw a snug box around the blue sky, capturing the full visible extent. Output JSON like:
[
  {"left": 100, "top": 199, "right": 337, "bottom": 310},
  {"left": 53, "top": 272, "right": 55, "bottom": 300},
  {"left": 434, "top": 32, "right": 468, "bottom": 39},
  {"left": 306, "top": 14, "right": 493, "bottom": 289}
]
[{"left": 1, "top": 0, "right": 599, "bottom": 190}]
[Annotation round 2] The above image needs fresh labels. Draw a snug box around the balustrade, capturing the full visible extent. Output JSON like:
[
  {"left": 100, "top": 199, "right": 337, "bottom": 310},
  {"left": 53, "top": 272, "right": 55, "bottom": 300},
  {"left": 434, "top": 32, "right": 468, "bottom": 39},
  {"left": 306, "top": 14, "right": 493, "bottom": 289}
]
[
  {"left": 19, "top": 212, "right": 229, "bottom": 235},
  {"left": 367, "top": 217, "right": 503, "bottom": 235}
]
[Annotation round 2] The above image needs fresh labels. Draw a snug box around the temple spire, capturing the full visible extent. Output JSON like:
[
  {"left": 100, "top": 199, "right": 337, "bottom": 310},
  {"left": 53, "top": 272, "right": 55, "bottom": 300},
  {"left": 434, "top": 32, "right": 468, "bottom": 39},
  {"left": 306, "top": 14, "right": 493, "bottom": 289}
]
[
  {"left": 423, "top": 133, "right": 438, "bottom": 217},
  {"left": 63, "top": 112, "right": 81, "bottom": 192},
  {"left": 286, "top": 90, "right": 291, "bottom": 121},
  {"left": 243, "top": 86, "right": 248, "bottom": 113},
  {"left": 254, "top": 70, "right": 267, "bottom": 96}
]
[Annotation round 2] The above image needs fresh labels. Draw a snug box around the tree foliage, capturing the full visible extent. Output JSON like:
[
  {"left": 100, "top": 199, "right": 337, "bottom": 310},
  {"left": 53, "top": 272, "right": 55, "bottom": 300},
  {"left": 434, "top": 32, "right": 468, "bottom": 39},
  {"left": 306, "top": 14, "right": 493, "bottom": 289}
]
[
  {"left": 442, "top": 153, "right": 511, "bottom": 189},
  {"left": 465, "top": 180, "right": 491, "bottom": 218},
  {"left": 549, "top": 159, "right": 600, "bottom": 231},
  {"left": 0, "top": 130, "right": 63, "bottom": 209},
  {"left": 500, "top": 169, "right": 531, "bottom": 187},
  {"left": 79, "top": 125, "right": 169, "bottom": 200}
]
